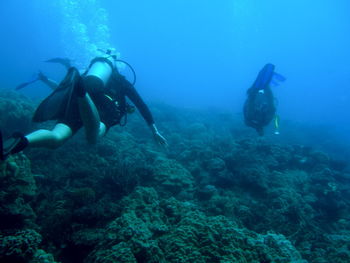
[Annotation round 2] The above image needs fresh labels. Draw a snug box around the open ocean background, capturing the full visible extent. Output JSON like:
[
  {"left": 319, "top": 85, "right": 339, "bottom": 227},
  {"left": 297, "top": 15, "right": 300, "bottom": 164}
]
[{"left": 1, "top": 0, "right": 349, "bottom": 133}]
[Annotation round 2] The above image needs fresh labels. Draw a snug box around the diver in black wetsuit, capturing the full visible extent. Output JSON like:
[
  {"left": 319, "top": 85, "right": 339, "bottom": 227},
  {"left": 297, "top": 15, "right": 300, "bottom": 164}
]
[
  {"left": 243, "top": 63, "right": 285, "bottom": 136},
  {"left": 1, "top": 51, "right": 167, "bottom": 160}
]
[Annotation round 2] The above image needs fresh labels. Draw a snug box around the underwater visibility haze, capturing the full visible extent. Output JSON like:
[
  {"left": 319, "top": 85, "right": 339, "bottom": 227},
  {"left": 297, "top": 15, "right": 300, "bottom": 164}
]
[
  {"left": 1, "top": 0, "right": 350, "bottom": 262},
  {"left": 1, "top": 0, "right": 350, "bottom": 126}
]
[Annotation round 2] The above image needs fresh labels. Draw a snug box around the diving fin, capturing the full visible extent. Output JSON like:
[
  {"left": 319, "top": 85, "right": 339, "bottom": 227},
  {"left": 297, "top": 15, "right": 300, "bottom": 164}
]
[
  {"left": 32, "top": 67, "right": 81, "bottom": 122},
  {"left": 15, "top": 71, "right": 51, "bottom": 90},
  {"left": 0, "top": 131, "right": 28, "bottom": 160},
  {"left": 270, "top": 79, "right": 279, "bottom": 87},
  {"left": 269, "top": 72, "right": 286, "bottom": 87},
  {"left": 273, "top": 72, "right": 286, "bottom": 82},
  {"left": 45, "top": 58, "right": 72, "bottom": 69},
  {"left": 15, "top": 78, "right": 39, "bottom": 90}
]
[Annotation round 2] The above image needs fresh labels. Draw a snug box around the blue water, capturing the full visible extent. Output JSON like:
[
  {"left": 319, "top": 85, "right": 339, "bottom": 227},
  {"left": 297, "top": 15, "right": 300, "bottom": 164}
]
[{"left": 1, "top": 0, "right": 349, "bottom": 141}]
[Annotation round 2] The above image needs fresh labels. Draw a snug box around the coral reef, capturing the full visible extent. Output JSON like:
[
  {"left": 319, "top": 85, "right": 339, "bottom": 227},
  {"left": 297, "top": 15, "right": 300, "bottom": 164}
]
[
  {"left": 1, "top": 94, "right": 350, "bottom": 262},
  {"left": 0, "top": 155, "right": 36, "bottom": 229},
  {"left": 0, "top": 229, "right": 42, "bottom": 263},
  {"left": 85, "top": 187, "right": 306, "bottom": 263},
  {"left": 0, "top": 154, "right": 57, "bottom": 263},
  {"left": 0, "top": 90, "right": 35, "bottom": 137}
]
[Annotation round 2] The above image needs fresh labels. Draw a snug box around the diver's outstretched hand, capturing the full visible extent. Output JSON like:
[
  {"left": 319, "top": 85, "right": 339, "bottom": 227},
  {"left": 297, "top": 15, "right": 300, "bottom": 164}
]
[
  {"left": 150, "top": 124, "right": 168, "bottom": 146},
  {"left": 153, "top": 131, "right": 168, "bottom": 146}
]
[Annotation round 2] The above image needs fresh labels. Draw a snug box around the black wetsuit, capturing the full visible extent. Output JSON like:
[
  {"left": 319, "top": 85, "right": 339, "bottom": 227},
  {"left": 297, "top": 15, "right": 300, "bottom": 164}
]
[
  {"left": 96, "top": 71, "right": 154, "bottom": 129},
  {"left": 59, "top": 70, "right": 154, "bottom": 133}
]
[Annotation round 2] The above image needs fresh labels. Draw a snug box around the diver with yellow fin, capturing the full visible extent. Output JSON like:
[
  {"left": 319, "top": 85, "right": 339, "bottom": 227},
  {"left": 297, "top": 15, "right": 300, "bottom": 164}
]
[
  {"left": 243, "top": 63, "right": 285, "bottom": 136},
  {"left": 1, "top": 49, "right": 167, "bottom": 160}
]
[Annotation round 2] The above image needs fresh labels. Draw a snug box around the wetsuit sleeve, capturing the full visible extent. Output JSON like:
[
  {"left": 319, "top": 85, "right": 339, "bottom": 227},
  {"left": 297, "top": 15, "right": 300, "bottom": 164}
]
[{"left": 123, "top": 81, "right": 155, "bottom": 125}]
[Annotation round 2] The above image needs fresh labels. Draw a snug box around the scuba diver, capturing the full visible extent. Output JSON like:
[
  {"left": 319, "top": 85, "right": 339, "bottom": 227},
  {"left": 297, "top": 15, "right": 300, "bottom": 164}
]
[
  {"left": 1, "top": 50, "right": 167, "bottom": 161},
  {"left": 243, "top": 63, "right": 285, "bottom": 136}
]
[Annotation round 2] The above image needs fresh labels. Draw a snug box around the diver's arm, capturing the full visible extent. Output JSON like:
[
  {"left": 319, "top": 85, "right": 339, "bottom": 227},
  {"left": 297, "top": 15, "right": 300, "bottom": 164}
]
[
  {"left": 38, "top": 72, "right": 59, "bottom": 90},
  {"left": 123, "top": 79, "right": 167, "bottom": 145},
  {"left": 123, "top": 79, "right": 154, "bottom": 125}
]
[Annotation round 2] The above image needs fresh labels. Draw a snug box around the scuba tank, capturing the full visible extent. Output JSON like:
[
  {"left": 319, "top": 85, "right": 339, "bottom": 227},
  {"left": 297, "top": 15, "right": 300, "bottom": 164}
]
[
  {"left": 85, "top": 54, "right": 115, "bottom": 92},
  {"left": 83, "top": 48, "right": 137, "bottom": 94}
]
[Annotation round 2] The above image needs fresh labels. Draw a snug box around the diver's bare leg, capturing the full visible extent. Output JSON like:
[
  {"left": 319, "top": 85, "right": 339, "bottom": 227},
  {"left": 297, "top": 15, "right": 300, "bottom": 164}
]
[
  {"left": 26, "top": 123, "right": 73, "bottom": 149},
  {"left": 78, "top": 94, "right": 106, "bottom": 144}
]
